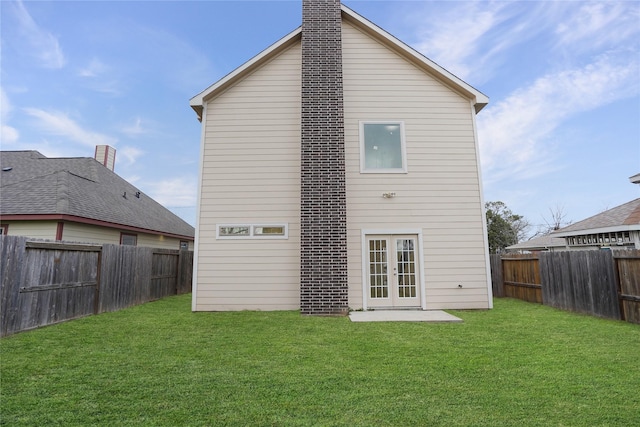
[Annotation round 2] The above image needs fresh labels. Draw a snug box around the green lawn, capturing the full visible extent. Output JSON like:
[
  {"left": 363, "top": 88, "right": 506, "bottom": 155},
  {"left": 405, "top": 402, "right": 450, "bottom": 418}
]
[{"left": 1, "top": 295, "right": 638, "bottom": 426}]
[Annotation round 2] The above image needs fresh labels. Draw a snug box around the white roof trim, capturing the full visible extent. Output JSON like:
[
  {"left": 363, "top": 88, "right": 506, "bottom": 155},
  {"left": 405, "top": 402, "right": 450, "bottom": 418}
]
[
  {"left": 189, "top": 5, "right": 490, "bottom": 120},
  {"left": 340, "top": 4, "right": 488, "bottom": 112},
  {"left": 189, "top": 27, "right": 302, "bottom": 120}
]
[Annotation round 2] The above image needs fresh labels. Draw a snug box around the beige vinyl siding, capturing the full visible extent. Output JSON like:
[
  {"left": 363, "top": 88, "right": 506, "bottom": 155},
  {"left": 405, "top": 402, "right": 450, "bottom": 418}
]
[
  {"left": 4, "top": 220, "right": 191, "bottom": 249},
  {"left": 61, "top": 223, "right": 191, "bottom": 249},
  {"left": 342, "top": 21, "right": 490, "bottom": 309},
  {"left": 194, "top": 42, "right": 302, "bottom": 311},
  {"left": 136, "top": 233, "right": 191, "bottom": 250},
  {"left": 61, "top": 222, "right": 121, "bottom": 244},
  {"left": 4, "top": 221, "right": 57, "bottom": 240}
]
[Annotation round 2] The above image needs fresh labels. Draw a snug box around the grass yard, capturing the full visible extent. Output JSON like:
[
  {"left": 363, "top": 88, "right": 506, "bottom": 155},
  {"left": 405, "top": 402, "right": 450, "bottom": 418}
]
[{"left": 1, "top": 295, "right": 639, "bottom": 426}]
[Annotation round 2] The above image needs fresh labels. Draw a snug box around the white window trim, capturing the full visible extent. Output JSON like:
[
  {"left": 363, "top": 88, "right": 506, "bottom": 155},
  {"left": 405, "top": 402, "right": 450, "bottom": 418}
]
[
  {"left": 359, "top": 120, "right": 408, "bottom": 174},
  {"left": 216, "top": 224, "right": 289, "bottom": 240}
]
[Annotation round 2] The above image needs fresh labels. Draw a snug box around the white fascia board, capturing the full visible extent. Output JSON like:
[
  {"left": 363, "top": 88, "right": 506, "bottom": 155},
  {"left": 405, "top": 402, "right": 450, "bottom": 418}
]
[
  {"left": 189, "top": 27, "right": 302, "bottom": 120},
  {"left": 341, "top": 4, "right": 489, "bottom": 113},
  {"left": 553, "top": 224, "right": 640, "bottom": 237}
]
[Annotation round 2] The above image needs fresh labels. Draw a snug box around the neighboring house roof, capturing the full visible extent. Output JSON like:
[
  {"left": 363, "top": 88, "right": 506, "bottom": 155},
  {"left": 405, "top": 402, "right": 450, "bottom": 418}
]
[
  {"left": 0, "top": 151, "right": 194, "bottom": 239},
  {"left": 506, "top": 234, "right": 566, "bottom": 252},
  {"left": 629, "top": 173, "right": 640, "bottom": 184},
  {"left": 552, "top": 198, "right": 640, "bottom": 237},
  {"left": 189, "top": 4, "right": 489, "bottom": 121}
]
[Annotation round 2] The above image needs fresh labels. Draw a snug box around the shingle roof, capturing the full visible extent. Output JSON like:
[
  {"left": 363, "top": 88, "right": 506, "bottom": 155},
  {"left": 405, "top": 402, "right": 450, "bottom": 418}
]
[
  {"left": 552, "top": 198, "right": 640, "bottom": 236},
  {"left": 0, "top": 151, "right": 194, "bottom": 239},
  {"left": 506, "top": 234, "right": 566, "bottom": 252}
]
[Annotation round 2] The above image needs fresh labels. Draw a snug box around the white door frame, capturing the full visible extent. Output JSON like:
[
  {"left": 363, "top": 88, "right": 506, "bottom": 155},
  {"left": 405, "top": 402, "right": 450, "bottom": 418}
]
[{"left": 361, "top": 229, "right": 426, "bottom": 310}]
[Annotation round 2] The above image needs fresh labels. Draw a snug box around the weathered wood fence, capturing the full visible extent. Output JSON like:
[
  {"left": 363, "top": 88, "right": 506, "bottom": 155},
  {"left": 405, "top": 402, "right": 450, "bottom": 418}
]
[
  {"left": 491, "top": 250, "right": 640, "bottom": 324},
  {"left": 1, "top": 236, "right": 193, "bottom": 337}
]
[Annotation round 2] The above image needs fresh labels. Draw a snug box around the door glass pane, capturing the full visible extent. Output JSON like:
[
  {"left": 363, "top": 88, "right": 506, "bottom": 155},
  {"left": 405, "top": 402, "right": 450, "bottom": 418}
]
[
  {"left": 369, "top": 239, "right": 388, "bottom": 299},
  {"left": 396, "top": 238, "right": 417, "bottom": 299}
]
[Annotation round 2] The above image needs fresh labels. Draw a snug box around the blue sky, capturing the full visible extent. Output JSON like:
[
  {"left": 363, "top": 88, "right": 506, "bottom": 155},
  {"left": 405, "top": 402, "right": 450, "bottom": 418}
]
[{"left": 2, "top": 0, "right": 639, "bottom": 237}]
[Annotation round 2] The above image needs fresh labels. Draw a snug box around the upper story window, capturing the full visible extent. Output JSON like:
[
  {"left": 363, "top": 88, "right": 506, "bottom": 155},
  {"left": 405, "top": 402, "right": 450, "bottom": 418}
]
[
  {"left": 0, "top": 224, "right": 7, "bottom": 235},
  {"left": 360, "top": 121, "right": 407, "bottom": 173}
]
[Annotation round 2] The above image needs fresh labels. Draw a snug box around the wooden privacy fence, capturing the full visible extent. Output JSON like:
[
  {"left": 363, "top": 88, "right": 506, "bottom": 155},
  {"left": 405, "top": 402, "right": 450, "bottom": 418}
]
[
  {"left": 1, "top": 236, "right": 193, "bottom": 337},
  {"left": 490, "top": 254, "right": 542, "bottom": 303},
  {"left": 490, "top": 250, "right": 640, "bottom": 324}
]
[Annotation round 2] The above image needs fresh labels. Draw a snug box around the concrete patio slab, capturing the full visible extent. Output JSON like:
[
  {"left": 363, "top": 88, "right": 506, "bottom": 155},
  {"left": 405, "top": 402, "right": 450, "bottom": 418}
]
[{"left": 349, "top": 310, "right": 463, "bottom": 323}]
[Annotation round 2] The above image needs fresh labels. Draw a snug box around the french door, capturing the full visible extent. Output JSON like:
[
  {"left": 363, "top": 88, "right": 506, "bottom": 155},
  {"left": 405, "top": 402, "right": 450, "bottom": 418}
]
[{"left": 365, "top": 235, "right": 421, "bottom": 308}]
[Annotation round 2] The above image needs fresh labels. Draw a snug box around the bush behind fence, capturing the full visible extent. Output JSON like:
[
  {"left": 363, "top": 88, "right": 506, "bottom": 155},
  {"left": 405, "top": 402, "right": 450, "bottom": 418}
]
[
  {"left": 1, "top": 236, "right": 193, "bottom": 337},
  {"left": 490, "top": 249, "right": 640, "bottom": 324}
]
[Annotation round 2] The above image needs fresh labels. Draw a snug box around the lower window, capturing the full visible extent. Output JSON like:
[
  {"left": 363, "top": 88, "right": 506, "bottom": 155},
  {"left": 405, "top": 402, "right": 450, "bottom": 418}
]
[
  {"left": 120, "top": 233, "right": 137, "bottom": 246},
  {"left": 217, "top": 224, "right": 288, "bottom": 239}
]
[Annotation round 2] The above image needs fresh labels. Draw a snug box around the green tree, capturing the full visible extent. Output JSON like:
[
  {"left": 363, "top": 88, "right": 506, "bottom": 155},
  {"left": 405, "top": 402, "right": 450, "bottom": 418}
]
[{"left": 485, "top": 201, "right": 529, "bottom": 253}]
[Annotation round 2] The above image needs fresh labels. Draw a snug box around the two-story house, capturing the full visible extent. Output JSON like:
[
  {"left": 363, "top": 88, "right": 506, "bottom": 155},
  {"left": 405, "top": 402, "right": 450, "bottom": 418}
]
[{"left": 190, "top": 0, "right": 492, "bottom": 314}]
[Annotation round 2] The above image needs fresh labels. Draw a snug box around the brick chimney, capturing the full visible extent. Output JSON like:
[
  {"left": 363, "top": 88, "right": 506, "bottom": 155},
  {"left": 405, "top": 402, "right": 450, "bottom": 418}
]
[
  {"left": 300, "top": 0, "right": 348, "bottom": 315},
  {"left": 95, "top": 145, "right": 116, "bottom": 171}
]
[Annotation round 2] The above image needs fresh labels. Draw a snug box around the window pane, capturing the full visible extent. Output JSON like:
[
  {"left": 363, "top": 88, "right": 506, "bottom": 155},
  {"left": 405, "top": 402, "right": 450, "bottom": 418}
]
[
  {"left": 219, "top": 226, "right": 250, "bottom": 236},
  {"left": 121, "top": 234, "right": 137, "bottom": 246},
  {"left": 254, "top": 226, "right": 285, "bottom": 236},
  {"left": 364, "top": 123, "right": 403, "bottom": 170}
]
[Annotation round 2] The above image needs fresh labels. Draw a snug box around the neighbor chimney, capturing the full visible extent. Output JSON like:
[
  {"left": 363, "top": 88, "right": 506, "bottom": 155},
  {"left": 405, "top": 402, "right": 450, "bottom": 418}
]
[
  {"left": 300, "top": 0, "right": 348, "bottom": 315},
  {"left": 95, "top": 145, "right": 116, "bottom": 171}
]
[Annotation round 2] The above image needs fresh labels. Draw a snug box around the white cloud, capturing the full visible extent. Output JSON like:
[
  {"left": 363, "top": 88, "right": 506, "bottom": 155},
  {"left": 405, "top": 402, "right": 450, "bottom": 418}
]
[
  {"left": 10, "top": 0, "right": 65, "bottom": 69},
  {"left": 556, "top": 2, "right": 640, "bottom": 50},
  {"left": 78, "top": 58, "right": 107, "bottom": 77},
  {"left": 144, "top": 176, "right": 198, "bottom": 209},
  {"left": 23, "top": 108, "right": 117, "bottom": 148},
  {"left": 124, "top": 175, "right": 142, "bottom": 185},
  {"left": 407, "top": 1, "right": 561, "bottom": 83},
  {"left": 1, "top": 125, "right": 20, "bottom": 144},
  {"left": 1, "top": 88, "right": 20, "bottom": 144},
  {"left": 120, "top": 117, "right": 149, "bottom": 137},
  {"left": 118, "top": 146, "right": 144, "bottom": 166},
  {"left": 1, "top": 88, "right": 14, "bottom": 118},
  {"left": 477, "top": 52, "right": 640, "bottom": 182},
  {"left": 124, "top": 23, "right": 214, "bottom": 94},
  {"left": 77, "top": 58, "right": 122, "bottom": 95},
  {"left": 412, "top": 2, "right": 508, "bottom": 81}
]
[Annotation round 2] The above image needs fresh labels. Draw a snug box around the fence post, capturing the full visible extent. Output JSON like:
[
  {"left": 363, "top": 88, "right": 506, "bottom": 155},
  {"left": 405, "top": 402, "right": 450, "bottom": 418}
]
[
  {"left": 93, "top": 248, "right": 103, "bottom": 314},
  {"left": 490, "top": 254, "right": 504, "bottom": 298}
]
